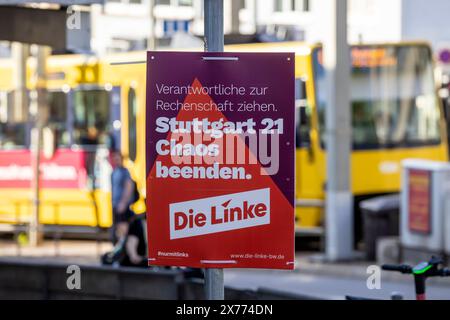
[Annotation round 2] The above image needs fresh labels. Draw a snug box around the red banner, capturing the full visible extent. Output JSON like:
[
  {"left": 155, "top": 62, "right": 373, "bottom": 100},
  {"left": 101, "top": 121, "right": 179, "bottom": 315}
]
[{"left": 0, "top": 149, "right": 88, "bottom": 189}]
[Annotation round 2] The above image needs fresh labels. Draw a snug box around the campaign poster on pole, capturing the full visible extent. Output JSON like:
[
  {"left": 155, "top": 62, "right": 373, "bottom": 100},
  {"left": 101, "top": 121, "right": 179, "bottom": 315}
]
[{"left": 146, "top": 52, "right": 295, "bottom": 269}]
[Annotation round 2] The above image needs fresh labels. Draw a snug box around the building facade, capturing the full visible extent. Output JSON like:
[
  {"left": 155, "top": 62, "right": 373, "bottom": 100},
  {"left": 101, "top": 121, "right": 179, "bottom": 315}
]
[{"left": 86, "top": 0, "right": 450, "bottom": 57}]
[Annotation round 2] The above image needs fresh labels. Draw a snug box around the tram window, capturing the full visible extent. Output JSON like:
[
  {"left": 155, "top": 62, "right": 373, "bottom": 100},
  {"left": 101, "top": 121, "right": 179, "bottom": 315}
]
[
  {"left": 72, "top": 90, "right": 110, "bottom": 147},
  {"left": 295, "top": 78, "right": 311, "bottom": 148},
  {"left": 48, "top": 91, "right": 69, "bottom": 146},
  {"left": 128, "top": 88, "right": 137, "bottom": 162},
  {"left": 314, "top": 46, "right": 441, "bottom": 149},
  {"left": 0, "top": 92, "right": 26, "bottom": 149}
]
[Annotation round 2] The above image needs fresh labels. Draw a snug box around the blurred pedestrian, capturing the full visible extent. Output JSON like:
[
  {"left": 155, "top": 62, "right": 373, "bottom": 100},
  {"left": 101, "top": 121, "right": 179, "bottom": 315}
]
[
  {"left": 121, "top": 214, "right": 148, "bottom": 267},
  {"left": 101, "top": 214, "right": 147, "bottom": 268},
  {"left": 110, "top": 150, "right": 135, "bottom": 244}
]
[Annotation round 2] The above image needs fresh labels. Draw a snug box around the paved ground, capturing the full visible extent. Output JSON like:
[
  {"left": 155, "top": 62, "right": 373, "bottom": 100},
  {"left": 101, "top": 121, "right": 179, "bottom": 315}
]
[
  {"left": 224, "top": 268, "right": 450, "bottom": 300},
  {"left": 0, "top": 239, "right": 111, "bottom": 265},
  {"left": 1, "top": 239, "right": 450, "bottom": 300},
  {"left": 222, "top": 253, "right": 450, "bottom": 300}
]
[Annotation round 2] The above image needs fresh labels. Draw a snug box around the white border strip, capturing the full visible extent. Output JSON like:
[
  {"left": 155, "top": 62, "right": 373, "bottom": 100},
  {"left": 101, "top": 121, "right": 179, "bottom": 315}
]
[
  {"left": 200, "top": 260, "right": 237, "bottom": 264},
  {"left": 110, "top": 60, "right": 146, "bottom": 65},
  {"left": 110, "top": 57, "right": 239, "bottom": 65},
  {"left": 202, "top": 56, "right": 239, "bottom": 61}
]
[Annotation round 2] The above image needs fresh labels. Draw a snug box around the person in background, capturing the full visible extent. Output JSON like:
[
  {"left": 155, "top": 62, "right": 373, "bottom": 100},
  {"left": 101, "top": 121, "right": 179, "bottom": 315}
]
[
  {"left": 110, "top": 150, "right": 135, "bottom": 244},
  {"left": 121, "top": 214, "right": 147, "bottom": 267},
  {"left": 101, "top": 213, "right": 147, "bottom": 268}
]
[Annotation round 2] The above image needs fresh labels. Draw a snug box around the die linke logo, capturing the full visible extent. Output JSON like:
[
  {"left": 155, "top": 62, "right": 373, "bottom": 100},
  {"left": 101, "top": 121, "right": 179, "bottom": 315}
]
[{"left": 169, "top": 188, "right": 270, "bottom": 239}]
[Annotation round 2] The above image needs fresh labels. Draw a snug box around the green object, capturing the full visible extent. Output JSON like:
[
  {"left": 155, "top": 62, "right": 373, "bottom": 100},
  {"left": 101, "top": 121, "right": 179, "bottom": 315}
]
[{"left": 413, "top": 264, "right": 432, "bottom": 275}]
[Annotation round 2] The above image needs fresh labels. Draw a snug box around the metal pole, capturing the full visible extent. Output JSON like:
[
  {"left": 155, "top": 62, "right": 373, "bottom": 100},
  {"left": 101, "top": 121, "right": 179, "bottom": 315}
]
[
  {"left": 203, "top": 0, "right": 224, "bottom": 300},
  {"left": 230, "top": 0, "right": 244, "bottom": 35},
  {"left": 324, "top": 0, "right": 353, "bottom": 261},
  {"left": 253, "top": 0, "right": 258, "bottom": 34},
  {"left": 29, "top": 97, "right": 43, "bottom": 247},
  {"left": 204, "top": 0, "right": 224, "bottom": 52},
  {"left": 12, "top": 42, "right": 28, "bottom": 123},
  {"left": 148, "top": 0, "right": 156, "bottom": 50},
  {"left": 29, "top": 45, "right": 50, "bottom": 247},
  {"left": 204, "top": 268, "right": 224, "bottom": 300}
]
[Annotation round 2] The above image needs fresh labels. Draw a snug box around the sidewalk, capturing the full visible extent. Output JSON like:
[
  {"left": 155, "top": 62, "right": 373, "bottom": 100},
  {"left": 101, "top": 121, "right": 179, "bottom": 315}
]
[
  {"left": 294, "top": 253, "right": 450, "bottom": 288},
  {"left": 0, "top": 239, "right": 111, "bottom": 265},
  {"left": 1, "top": 239, "right": 450, "bottom": 288}
]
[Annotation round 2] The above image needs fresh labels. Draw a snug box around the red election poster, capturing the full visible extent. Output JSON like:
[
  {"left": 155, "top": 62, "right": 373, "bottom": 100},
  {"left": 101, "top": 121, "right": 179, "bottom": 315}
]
[
  {"left": 408, "top": 169, "right": 431, "bottom": 234},
  {"left": 146, "top": 52, "right": 295, "bottom": 269}
]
